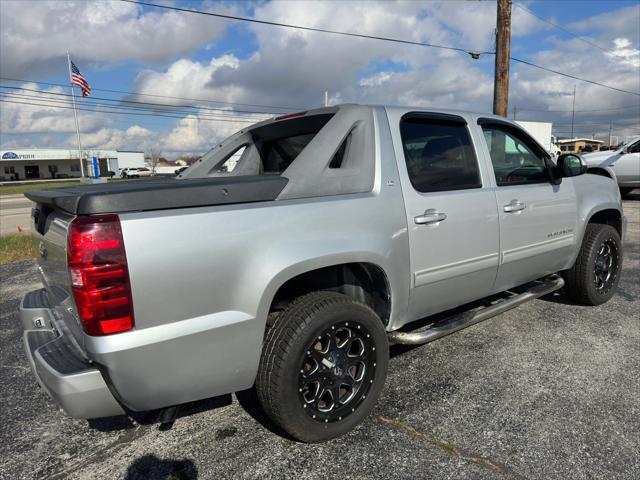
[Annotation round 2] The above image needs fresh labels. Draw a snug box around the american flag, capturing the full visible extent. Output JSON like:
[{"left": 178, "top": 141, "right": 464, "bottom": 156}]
[{"left": 70, "top": 60, "right": 91, "bottom": 97}]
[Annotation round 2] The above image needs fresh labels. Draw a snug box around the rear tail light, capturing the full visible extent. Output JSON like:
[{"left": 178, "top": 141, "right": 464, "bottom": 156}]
[{"left": 67, "top": 214, "right": 134, "bottom": 336}]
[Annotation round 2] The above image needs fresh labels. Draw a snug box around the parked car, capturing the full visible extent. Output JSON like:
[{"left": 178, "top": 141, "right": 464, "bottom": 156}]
[
  {"left": 583, "top": 136, "right": 640, "bottom": 196},
  {"left": 121, "top": 167, "right": 153, "bottom": 178},
  {"left": 20, "top": 105, "right": 625, "bottom": 442}
]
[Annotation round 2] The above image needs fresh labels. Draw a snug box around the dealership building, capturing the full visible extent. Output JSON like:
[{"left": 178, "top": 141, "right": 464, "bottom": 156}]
[{"left": 0, "top": 148, "right": 145, "bottom": 181}]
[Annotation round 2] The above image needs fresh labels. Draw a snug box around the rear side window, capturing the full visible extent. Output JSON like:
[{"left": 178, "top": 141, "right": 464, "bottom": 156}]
[
  {"left": 263, "top": 134, "right": 317, "bottom": 173},
  {"left": 254, "top": 113, "right": 334, "bottom": 174},
  {"left": 400, "top": 118, "right": 481, "bottom": 193}
]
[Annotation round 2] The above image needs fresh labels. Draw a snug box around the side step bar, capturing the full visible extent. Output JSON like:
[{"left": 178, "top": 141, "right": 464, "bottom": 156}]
[{"left": 388, "top": 275, "right": 565, "bottom": 345}]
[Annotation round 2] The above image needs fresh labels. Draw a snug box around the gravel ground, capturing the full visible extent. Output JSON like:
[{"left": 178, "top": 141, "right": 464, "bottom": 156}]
[{"left": 1, "top": 198, "right": 638, "bottom": 480}]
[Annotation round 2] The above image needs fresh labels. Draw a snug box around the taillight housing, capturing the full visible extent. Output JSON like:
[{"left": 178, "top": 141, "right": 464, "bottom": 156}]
[{"left": 67, "top": 214, "right": 134, "bottom": 336}]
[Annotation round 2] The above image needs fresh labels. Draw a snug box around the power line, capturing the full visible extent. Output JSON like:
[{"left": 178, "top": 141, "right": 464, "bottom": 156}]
[
  {"left": 509, "top": 57, "right": 639, "bottom": 96},
  {"left": 513, "top": 2, "right": 615, "bottom": 54},
  {"left": 0, "top": 98, "right": 262, "bottom": 123},
  {"left": 0, "top": 76, "right": 301, "bottom": 112},
  {"left": 0, "top": 92, "right": 274, "bottom": 123},
  {"left": 120, "top": 0, "right": 490, "bottom": 56},
  {"left": 123, "top": 0, "right": 640, "bottom": 97},
  {"left": 0, "top": 85, "right": 276, "bottom": 118},
  {"left": 516, "top": 104, "right": 640, "bottom": 113}
]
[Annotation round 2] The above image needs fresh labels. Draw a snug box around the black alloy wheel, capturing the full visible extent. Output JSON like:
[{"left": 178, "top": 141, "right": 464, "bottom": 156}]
[
  {"left": 593, "top": 238, "right": 619, "bottom": 294},
  {"left": 298, "top": 321, "right": 377, "bottom": 423},
  {"left": 563, "top": 223, "right": 622, "bottom": 305},
  {"left": 256, "top": 291, "right": 388, "bottom": 442}
]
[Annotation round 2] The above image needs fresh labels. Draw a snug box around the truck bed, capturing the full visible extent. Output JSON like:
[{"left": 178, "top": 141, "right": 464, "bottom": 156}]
[{"left": 24, "top": 176, "right": 289, "bottom": 215}]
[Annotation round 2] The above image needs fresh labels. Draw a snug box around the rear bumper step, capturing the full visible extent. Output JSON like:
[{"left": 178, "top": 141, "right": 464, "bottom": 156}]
[
  {"left": 21, "top": 288, "right": 125, "bottom": 419},
  {"left": 388, "top": 275, "right": 565, "bottom": 345}
]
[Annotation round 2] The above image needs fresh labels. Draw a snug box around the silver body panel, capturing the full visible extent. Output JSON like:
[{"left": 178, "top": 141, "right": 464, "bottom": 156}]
[
  {"left": 20, "top": 104, "right": 625, "bottom": 416},
  {"left": 583, "top": 137, "right": 640, "bottom": 188}
]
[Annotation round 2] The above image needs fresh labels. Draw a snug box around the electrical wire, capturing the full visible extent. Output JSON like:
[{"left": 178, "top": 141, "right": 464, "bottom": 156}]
[
  {"left": 513, "top": 2, "right": 616, "bottom": 54},
  {"left": 509, "top": 56, "right": 639, "bottom": 96},
  {"left": 121, "top": 0, "right": 490, "bottom": 57},
  {"left": 516, "top": 105, "right": 640, "bottom": 113},
  {"left": 0, "top": 87, "right": 276, "bottom": 119},
  {"left": 0, "top": 76, "right": 302, "bottom": 112},
  {"left": 0, "top": 98, "right": 263, "bottom": 123},
  {"left": 121, "top": 0, "right": 640, "bottom": 97}
]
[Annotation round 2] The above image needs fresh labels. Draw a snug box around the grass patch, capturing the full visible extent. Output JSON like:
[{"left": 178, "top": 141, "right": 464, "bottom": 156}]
[
  {"left": 0, "top": 181, "right": 81, "bottom": 196},
  {"left": 0, "top": 234, "right": 38, "bottom": 264},
  {"left": 0, "top": 178, "right": 135, "bottom": 196}
]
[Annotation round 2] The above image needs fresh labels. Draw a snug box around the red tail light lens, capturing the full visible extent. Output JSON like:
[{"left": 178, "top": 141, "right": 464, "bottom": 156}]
[
  {"left": 67, "top": 214, "right": 134, "bottom": 336},
  {"left": 275, "top": 111, "right": 307, "bottom": 121}
]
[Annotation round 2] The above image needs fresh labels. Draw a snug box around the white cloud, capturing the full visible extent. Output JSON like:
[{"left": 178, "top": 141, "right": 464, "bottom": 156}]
[
  {"left": 162, "top": 110, "right": 271, "bottom": 153},
  {"left": 2, "top": 1, "right": 639, "bottom": 152},
  {"left": 0, "top": 83, "right": 110, "bottom": 135},
  {"left": 126, "top": 125, "right": 153, "bottom": 138},
  {"left": 0, "top": 0, "right": 231, "bottom": 77},
  {"left": 609, "top": 38, "right": 640, "bottom": 68}
]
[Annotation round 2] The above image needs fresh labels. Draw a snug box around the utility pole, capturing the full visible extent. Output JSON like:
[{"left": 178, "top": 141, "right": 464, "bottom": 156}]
[
  {"left": 324, "top": 91, "right": 329, "bottom": 107},
  {"left": 512, "top": 105, "right": 517, "bottom": 120},
  {"left": 608, "top": 120, "right": 612, "bottom": 148},
  {"left": 493, "top": 0, "right": 512, "bottom": 117},
  {"left": 570, "top": 85, "right": 576, "bottom": 139}
]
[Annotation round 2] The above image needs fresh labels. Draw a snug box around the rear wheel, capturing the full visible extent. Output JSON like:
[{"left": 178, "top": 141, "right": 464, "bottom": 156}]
[
  {"left": 563, "top": 224, "right": 622, "bottom": 305},
  {"left": 256, "top": 291, "right": 388, "bottom": 442}
]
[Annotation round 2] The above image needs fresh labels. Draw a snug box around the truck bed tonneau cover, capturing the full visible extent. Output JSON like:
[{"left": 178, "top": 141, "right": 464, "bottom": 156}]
[{"left": 24, "top": 176, "right": 288, "bottom": 215}]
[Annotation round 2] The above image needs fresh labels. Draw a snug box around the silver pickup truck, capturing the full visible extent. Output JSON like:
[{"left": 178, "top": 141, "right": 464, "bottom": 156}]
[{"left": 20, "top": 105, "right": 625, "bottom": 442}]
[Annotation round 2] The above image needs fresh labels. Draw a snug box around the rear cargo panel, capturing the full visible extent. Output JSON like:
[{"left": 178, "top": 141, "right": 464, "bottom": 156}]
[{"left": 30, "top": 205, "right": 86, "bottom": 348}]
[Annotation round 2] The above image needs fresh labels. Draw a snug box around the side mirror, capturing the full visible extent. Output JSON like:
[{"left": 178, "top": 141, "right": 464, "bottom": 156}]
[
  {"left": 619, "top": 147, "right": 628, "bottom": 155},
  {"left": 557, "top": 153, "right": 587, "bottom": 177}
]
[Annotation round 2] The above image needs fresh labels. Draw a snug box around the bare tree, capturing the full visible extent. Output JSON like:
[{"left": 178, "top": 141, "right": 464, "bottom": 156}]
[{"left": 146, "top": 148, "right": 163, "bottom": 174}]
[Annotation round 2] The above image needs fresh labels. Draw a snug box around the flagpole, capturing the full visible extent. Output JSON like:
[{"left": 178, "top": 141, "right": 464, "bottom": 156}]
[{"left": 67, "top": 51, "right": 85, "bottom": 178}]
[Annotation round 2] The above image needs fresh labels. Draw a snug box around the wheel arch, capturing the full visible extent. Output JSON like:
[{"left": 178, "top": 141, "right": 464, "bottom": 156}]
[
  {"left": 586, "top": 166, "right": 614, "bottom": 179},
  {"left": 266, "top": 261, "right": 392, "bottom": 327},
  {"left": 587, "top": 208, "right": 623, "bottom": 236}
]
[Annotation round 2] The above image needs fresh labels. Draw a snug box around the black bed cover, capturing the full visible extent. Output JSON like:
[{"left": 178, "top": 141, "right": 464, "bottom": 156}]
[{"left": 24, "top": 176, "right": 288, "bottom": 215}]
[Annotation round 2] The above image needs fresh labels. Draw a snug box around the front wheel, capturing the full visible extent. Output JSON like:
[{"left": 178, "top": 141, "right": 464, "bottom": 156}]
[
  {"left": 256, "top": 291, "right": 388, "bottom": 442},
  {"left": 563, "top": 224, "right": 622, "bottom": 305}
]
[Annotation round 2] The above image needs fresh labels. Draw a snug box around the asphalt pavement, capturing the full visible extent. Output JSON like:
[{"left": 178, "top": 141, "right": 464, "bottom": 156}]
[
  {"left": 0, "top": 195, "right": 33, "bottom": 236},
  {"left": 0, "top": 197, "right": 638, "bottom": 480}
]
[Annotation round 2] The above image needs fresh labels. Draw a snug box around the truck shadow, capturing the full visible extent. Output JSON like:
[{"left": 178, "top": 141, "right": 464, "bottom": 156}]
[
  {"left": 235, "top": 388, "right": 298, "bottom": 441},
  {"left": 124, "top": 454, "right": 197, "bottom": 480},
  {"left": 87, "top": 395, "right": 233, "bottom": 432}
]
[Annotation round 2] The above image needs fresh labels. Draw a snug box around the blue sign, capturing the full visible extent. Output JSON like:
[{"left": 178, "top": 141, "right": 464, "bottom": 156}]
[
  {"left": 92, "top": 156, "right": 100, "bottom": 178},
  {"left": 2, "top": 152, "right": 36, "bottom": 160}
]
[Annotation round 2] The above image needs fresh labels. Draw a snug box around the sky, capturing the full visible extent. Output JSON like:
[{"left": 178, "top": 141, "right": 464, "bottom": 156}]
[{"left": 0, "top": 0, "right": 639, "bottom": 157}]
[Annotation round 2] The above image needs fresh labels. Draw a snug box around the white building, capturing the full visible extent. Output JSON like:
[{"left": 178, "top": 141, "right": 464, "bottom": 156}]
[{"left": 0, "top": 148, "right": 145, "bottom": 181}]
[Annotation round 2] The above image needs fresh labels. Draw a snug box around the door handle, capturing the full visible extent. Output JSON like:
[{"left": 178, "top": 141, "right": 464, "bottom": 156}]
[
  {"left": 415, "top": 209, "right": 447, "bottom": 225},
  {"left": 503, "top": 200, "right": 526, "bottom": 213}
]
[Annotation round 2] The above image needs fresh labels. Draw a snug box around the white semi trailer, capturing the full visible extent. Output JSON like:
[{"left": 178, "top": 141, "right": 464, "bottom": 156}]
[{"left": 516, "top": 121, "right": 559, "bottom": 156}]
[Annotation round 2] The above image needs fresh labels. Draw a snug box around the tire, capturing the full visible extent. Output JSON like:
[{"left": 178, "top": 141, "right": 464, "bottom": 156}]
[
  {"left": 563, "top": 224, "right": 622, "bottom": 305},
  {"left": 256, "top": 291, "right": 388, "bottom": 442},
  {"left": 620, "top": 187, "right": 633, "bottom": 197}
]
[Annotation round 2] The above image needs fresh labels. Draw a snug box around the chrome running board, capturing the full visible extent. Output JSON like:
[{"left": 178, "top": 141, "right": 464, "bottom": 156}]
[{"left": 388, "top": 275, "right": 565, "bottom": 345}]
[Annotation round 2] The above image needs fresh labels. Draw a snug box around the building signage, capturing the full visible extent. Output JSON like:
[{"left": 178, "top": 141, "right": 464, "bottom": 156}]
[{"left": 2, "top": 152, "right": 36, "bottom": 160}]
